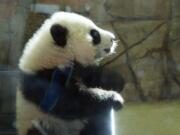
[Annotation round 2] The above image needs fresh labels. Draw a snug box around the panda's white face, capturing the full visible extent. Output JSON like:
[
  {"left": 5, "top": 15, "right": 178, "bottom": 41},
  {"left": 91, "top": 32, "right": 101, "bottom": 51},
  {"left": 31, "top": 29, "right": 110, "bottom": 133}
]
[{"left": 19, "top": 12, "right": 117, "bottom": 73}]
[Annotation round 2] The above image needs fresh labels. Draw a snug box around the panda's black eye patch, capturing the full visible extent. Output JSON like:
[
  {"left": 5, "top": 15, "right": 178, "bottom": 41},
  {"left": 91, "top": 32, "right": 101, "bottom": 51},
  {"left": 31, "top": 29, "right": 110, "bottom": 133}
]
[
  {"left": 90, "top": 29, "right": 101, "bottom": 45},
  {"left": 50, "top": 24, "right": 68, "bottom": 47}
]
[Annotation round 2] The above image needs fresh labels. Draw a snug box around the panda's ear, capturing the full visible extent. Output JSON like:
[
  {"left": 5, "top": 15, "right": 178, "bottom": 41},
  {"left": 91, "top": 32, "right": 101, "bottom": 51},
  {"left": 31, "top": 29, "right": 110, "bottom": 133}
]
[{"left": 50, "top": 24, "right": 68, "bottom": 47}]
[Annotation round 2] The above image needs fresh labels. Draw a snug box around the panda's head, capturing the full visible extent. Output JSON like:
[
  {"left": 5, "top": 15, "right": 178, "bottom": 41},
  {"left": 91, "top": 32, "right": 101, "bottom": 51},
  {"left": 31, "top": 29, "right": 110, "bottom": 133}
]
[{"left": 19, "top": 12, "right": 117, "bottom": 73}]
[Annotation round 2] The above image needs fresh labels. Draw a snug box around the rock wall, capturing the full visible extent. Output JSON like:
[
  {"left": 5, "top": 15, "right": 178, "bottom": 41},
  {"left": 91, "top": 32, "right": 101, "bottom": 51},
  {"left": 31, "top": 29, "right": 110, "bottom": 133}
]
[
  {"left": 0, "top": 0, "right": 31, "bottom": 113},
  {"left": 63, "top": 0, "right": 180, "bottom": 101}
]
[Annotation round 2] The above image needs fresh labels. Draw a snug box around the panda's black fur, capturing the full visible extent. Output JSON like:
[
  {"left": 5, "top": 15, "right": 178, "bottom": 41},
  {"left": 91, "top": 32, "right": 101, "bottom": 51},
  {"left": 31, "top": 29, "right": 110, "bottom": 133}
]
[
  {"left": 20, "top": 62, "right": 124, "bottom": 135},
  {"left": 20, "top": 62, "right": 124, "bottom": 117},
  {"left": 16, "top": 12, "right": 124, "bottom": 135},
  {"left": 50, "top": 24, "right": 68, "bottom": 47}
]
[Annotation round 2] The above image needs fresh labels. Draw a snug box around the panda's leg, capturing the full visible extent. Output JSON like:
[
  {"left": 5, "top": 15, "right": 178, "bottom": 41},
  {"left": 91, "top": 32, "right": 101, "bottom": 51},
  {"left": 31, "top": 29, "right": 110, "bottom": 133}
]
[
  {"left": 16, "top": 89, "right": 46, "bottom": 135},
  {"left": 27, "top": 127, "right": 42, "bottom": 135},
  {"left": 27, "top": 120, "right": 49, "bottom": 135}
]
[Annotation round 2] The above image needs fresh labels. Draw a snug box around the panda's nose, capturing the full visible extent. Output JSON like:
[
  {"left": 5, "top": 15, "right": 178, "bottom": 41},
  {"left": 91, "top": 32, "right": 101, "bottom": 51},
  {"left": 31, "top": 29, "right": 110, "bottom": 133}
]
[{"left": 104, "top": 48, "right": 110, "bottom": 53}]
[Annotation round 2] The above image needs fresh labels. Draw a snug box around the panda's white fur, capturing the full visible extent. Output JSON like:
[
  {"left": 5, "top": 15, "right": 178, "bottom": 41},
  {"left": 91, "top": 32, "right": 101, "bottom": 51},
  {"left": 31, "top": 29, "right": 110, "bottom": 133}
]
[
  {"left": 19, "top": 12, "right": 116, "bottom": 74},
  {"left": 16, "top": 12, "right": 122, "bottom": 135}
]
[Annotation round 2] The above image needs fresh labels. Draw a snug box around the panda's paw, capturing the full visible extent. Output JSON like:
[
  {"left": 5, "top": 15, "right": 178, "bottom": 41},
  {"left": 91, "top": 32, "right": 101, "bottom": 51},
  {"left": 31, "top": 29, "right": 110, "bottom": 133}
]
[
  {"left": 37, "top": 119, "right": 51, "bottom": 131},
  {"left": 108, "top": 91, "right": 124, "bottom": 110},
  {"left": 31, "top": 120, "right": 49, "bottom": 135}
]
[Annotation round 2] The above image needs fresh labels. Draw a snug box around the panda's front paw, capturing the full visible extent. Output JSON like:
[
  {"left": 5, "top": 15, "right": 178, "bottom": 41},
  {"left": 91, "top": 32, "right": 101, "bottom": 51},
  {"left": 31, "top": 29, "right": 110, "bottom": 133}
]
[{"left": 108, "top": 91, "right": 124, "bottom": 110}]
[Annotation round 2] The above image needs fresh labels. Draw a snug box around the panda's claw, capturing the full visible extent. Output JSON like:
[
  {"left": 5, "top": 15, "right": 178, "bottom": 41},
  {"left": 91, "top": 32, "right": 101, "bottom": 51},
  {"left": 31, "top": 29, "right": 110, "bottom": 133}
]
[{"left": 108, "top": 91, "right": 124, "bottom": 110}]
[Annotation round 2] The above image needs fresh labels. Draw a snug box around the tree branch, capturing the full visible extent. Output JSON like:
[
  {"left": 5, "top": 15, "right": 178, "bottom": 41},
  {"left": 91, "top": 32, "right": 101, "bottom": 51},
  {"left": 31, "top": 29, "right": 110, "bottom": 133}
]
[
  {"left": 102, "top": 22, "right": 165, "bottom": 67},
  {"left": 103, "top": 0, "right": 167, "bottom": 22},
  {"left": 110, "top": 22, "right": 147, "bottom": 101}
]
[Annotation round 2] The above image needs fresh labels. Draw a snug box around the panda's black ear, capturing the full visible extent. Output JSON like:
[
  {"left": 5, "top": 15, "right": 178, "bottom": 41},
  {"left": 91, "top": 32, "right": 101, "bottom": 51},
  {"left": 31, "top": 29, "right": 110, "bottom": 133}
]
[{"left": 50, "top": 24, "right": 68, "bottom": 47}]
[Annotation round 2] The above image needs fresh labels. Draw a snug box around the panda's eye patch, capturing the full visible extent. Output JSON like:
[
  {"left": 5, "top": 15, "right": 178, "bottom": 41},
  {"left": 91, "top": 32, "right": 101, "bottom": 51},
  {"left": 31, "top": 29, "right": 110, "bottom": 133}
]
[{"left": 90, "top": 29, "right": 101, "bottom": 45}]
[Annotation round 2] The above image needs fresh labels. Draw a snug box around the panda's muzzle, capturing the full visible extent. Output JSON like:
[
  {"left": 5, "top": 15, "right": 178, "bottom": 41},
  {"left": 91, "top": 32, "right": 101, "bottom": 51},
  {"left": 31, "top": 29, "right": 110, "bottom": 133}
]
[{"left": 104, "top": 48, "right": 110, "bottom": 53}]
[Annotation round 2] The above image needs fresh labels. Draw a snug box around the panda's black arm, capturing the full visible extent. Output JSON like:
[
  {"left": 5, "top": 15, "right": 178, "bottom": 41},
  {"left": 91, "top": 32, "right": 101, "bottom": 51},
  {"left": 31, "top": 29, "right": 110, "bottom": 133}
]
[
  {"left": 73, "top": 61, "right": 125, "bottom": 92},
  {"left": 20, "top": 72, "right": 50, "bottom": 104},
  {"left": 96, "top": 68, "right": 125, "bottom": 92},
  {"left": 20, "top": 67, "right": 123, "bottom": 120},
  {"left": 20, "top": 73, "right": 103, "bottom": 119},
  {"left": 52, "top": 85, "right": 123, "bottom": 119}
]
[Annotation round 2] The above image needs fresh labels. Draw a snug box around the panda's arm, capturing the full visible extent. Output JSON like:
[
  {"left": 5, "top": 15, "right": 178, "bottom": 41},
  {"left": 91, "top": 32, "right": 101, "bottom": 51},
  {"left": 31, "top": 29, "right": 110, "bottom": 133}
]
[
  {"left": 73, "top": 61, "right": 125, "bottom": 92},
  {"left": 20, "top": 72, "right": 49, "bottom": 104},
  {"left": 96, "top": 68, "right": 125, "bottom": 92},
  {"left": 52, "top": 85, "right": 123, "bottom": 119},
  {"left": 20, "top": 69, "right": 123, "bottom": 119}
]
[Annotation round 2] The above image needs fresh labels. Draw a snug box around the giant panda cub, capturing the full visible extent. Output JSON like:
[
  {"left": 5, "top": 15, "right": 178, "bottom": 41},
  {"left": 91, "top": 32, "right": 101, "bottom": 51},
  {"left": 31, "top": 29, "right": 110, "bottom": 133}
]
[{"left": 16, "top": 12, "right": 124, "bottom": 135}]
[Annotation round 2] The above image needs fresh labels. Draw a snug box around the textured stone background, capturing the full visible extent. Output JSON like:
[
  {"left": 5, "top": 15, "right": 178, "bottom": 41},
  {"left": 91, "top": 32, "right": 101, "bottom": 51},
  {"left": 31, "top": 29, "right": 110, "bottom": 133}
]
[
  {"left": 0, "top": 0, "right": 31, "bottom": 114},
  {"left": 87, "top": 0, "right": 180, "bottom": 102},
  {"left": 0, "top": 0, "right": 180, "bottom": 115}
]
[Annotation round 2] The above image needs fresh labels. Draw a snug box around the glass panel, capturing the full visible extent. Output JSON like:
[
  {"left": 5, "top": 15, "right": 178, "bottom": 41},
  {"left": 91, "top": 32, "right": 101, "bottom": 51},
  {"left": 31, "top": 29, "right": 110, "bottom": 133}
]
[{"left": 0, "top": 0, "right": 179, "bottom": 135}]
